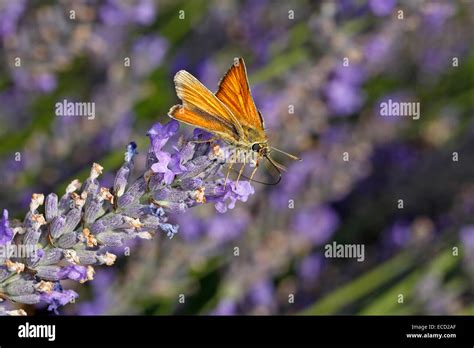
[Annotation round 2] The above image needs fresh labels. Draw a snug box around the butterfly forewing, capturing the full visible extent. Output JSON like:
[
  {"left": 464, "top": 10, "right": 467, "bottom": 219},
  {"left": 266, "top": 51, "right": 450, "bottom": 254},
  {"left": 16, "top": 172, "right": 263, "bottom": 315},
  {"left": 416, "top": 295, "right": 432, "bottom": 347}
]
[{"left": 215, "top": 58, "right": 265, "bottom": 132}]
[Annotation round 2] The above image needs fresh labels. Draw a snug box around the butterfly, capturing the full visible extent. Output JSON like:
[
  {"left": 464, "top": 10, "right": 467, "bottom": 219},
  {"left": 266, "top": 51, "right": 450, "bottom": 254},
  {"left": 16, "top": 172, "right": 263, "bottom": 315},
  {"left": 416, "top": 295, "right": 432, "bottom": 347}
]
[{"left": 168, "top": 57, "right": 300, "bottom": 185}]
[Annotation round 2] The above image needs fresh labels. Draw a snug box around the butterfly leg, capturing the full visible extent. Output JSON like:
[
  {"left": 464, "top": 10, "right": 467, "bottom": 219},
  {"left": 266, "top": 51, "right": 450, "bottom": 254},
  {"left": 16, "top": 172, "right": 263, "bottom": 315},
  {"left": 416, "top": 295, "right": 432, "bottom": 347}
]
[
  {"left": 224, "top": 162, "right": 234, "bottom": 189},
  {"left": 189, "top": 138, "right": 217, "bottom": 144},
  {"left": 249, "top": 157, "right": 260, "bottom": 181},
  {"left": 236, "top": 161, "right": 246, "bottom": 185}
]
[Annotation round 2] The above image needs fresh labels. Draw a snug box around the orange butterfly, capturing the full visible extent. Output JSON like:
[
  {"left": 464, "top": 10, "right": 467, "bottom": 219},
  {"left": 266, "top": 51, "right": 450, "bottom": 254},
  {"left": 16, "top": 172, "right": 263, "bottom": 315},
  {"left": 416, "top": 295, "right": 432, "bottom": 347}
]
[{"left": 168, "top": 57, "right": 300, "bottom": 185}]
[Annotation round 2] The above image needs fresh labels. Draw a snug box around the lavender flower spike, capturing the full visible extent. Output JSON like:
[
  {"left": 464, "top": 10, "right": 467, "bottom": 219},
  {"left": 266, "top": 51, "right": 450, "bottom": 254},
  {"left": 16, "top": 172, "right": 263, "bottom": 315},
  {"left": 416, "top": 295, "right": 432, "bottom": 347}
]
[{"left": 0, "top": 120, "right": 254, "bottom": 314}]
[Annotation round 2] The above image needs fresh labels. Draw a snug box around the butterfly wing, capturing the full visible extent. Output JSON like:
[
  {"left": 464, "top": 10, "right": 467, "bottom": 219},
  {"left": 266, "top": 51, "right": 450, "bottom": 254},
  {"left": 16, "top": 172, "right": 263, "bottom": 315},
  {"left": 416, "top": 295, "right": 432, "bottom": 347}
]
[
  {"left": 169, "top": 104, "right": 239, "bottom": 144},
  {"left": 215, "top": 58, "right": 265, "bottom": 131},
  {"left": 170, "top": 70, "right": 244, "bottom": 141}
]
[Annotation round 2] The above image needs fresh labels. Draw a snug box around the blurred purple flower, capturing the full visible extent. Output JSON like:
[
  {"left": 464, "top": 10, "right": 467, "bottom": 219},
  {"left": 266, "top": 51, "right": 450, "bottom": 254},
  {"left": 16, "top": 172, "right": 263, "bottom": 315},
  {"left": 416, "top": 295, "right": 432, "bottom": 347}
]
[
  {"left": 422, "top": 3, "right": 455, "bottom": 31},
  {"left": 385, "top": 221, "right": 411, "bottom": 248},
  {"left": 298, "top": 253, "right": 324, "bottom": 283},
  {"left": 293, "top": 205, "right": 339, "bottom": 245},
  {"left": 249, "top": 280, "right": 274, "bottom": 307},
  {"left": 78, "top": 270, "right": 115, "bottom": 315},
  {"left": 460, "top": 226, "right": 474, "bottom": 258},
  {"left": 100, "top": 0, "right": 156, "bottom": 26},
  {"left": 364, "top": 35, "right": 392, "bottom": 64},
  {"left": 206, "top": 213, "right": 249, "bottom": 243},
  {"left": 175, "top": 213, "right": 205, "bottom": 242},
  {"left": 0, "top": 210, "right": 14, "bottom": 245},
  {"left": 325, "top": 65, "right": 366, "bottom": 116},
  {"left": 0, "top": 0, "right": 26, "bottom": 38},
  {"left": 270, "top": 150, "right": 324, "bottom": 210},
  {"left": 132, "top": 35, "right": 168, "bottom": 77},
  {"left": 196, "top": 59, "right": 219, "bottom": 89},
  {"left": 211, "top": 298, "right": 237, "bottom": 315},
  {"left": 368, "top": 0, "right": 396, "bottom": 17},
  {"left": 34, "top": 73, "right": 57, "bottom": 93}
]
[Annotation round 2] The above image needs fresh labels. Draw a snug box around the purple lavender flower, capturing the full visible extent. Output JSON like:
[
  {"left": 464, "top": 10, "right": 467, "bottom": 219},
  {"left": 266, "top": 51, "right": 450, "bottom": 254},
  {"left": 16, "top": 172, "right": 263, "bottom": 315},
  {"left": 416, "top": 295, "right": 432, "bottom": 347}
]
[
  {"left": 385, "top": 220, "right": 411, "bottom": 248},
  {"left": 368, "top": 0, "right": 396, "bottom": 17},
  {"left": 100, "top": 0, "right": 156, "bottom": 26},
  {"left": 364, "top": 35, "right": 392, "bottom": 64},
  {"left": 298, "top": 253, "right": 324, "bottom": 283},
  {"left": 213, "top": 182, "right": 255, "bottom": 214},
  {"left": 0, "top": 0, "right": 26, "bottom": 38},
  {"left": 325, "top": 65, "right": 366, "bottom": 116},
  {"left": 33, "top": 73, "right": 57, "bottom": 93},
  {"left": 0, "top": 210, "right": 14, "bottom": 245},
  {"left": 58, "top": 265, "right": 88, "bottom": 282},
  {"left": 460, "top": 226, "right": 474, "bottom": 258},
  {"left": 132, "top": 35, "right": 168, "bottom": 77},
  {"left": 293, "top": 205, "right": 340, "bottom": 245},
  {"left": 147, "top": 119, "right": 180, "bottom": 153},
  {"left": 0, "top": 120, "right": 254, "bottom": 314},
  {"left": 211, "top": 299, "right": 237, "bottom": 315},
  {"left": 249, "top": 280, "right": 274, "bottom": 307},
  {"left": 206, "top": 212, "right": 249, "bottom": 243},
  {"left": 422, "top": 3, "right": 455, "bottom": 31},
  {"left": 40, "top": 286, "right": 79, "bottom": 314},
  {"left": 77, "top": 270, "right": 115, "bottom": 315}
]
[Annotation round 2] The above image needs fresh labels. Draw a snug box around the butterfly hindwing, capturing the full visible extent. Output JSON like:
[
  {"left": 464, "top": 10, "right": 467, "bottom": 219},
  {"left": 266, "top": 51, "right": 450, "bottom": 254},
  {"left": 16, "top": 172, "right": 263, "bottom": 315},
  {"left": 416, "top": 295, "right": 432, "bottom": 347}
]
[{"left": 169, "top": 104, "right": 240, "bottom": 143}]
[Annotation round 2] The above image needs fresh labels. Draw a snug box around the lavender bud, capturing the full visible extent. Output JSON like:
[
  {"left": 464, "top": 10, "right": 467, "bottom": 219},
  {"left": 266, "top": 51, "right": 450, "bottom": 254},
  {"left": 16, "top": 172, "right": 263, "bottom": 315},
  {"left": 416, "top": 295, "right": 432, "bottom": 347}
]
[
  {"left": 9, "top": 294, "right": 41, "bottom": 304},
  {"left": 62, "top": 208, "right": 82, "bottom": 236},
  {"left": 0, "top": 268, "right": 9, "bottom": 282},
  {"left": 38, "top": 248, "right": 63, "bottom": 266},
  {"left": 91, "top": 214, "right": 123, "bottom": 234},
  {"left": 96, "top": 232, "right": 125, "bottom": 247},
  {"left": 180, "top": 178, "right": 202, "bottom": 190},
  {"left": 35, "top": 266, "right": 61, "bottom": 281},
  {"left": 125, "top": 142, "right": 138, "bottom": 163},
  {"left": 141, "top": 215, "right": 161, "bottom": 229},
  {"left": 23, "top": 228, "right": 42, "bottom": 246},
  {"left": 179, "top": 142, "right": 196, "bottom": 164},
  {"left": 44, "top": 193, "right": 58, "bottom": 222},
  {"left": 117, "top": 192, "right": 134, "bottom": 208},
  {"left": 57, "top": 232, "right": 79, "bottom": 249},
  {"left": 154, "top": 201, "right": 187, "bottom": 214},
  {"left": 6, "top": 280, "right": 35, "bottom": 296},
  {"left": 51, "top": 216, "right": 67, "bottom": 240},
  {"left": 83, "top": 178, "right": 100, "bottom": 198},
  {"left": 58, "top": 180, "right": 81, "bottom": 214},
  {"left": 29, "top": 194, "right": 45, "bottom": 213},
  {"left": 75, "top": 250, "right": 98, "bottom": 265},
  {"left": 125, "top": 177, "right": 146, "bottom": 200},
  {"left": 153, "top": 187, "right": 189, "bottom": 202},
  {"left": 114, "top": 165, "right": 130, "bottom": 198},
  {"left": 120, "top": 204, "right": 149, "bottom": 218},
  {"left": 84, "top": 197, "right": 104, "bottom": 224}
]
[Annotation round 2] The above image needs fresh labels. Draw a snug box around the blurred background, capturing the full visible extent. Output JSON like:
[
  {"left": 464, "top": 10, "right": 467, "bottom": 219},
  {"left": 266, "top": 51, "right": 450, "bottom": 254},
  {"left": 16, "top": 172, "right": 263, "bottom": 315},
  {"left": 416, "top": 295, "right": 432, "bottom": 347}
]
[{"left": 1, "top": 0, "right": 474, "bottom": 315}]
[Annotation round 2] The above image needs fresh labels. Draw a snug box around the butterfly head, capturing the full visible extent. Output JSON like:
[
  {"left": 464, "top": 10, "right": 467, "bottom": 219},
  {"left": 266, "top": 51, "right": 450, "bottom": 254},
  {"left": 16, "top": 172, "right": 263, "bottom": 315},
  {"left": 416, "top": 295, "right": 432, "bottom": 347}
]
[{"left": 251, "top": 142, "right": 269, "bottom": 157}]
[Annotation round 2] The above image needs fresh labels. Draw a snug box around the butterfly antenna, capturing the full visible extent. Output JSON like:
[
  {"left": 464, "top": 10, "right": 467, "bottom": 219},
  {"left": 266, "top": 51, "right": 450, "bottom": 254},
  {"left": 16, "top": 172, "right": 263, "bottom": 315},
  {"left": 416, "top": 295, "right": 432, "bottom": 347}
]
[{"left": 269, "top": 146, "right": 302, "bottom": 161}]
